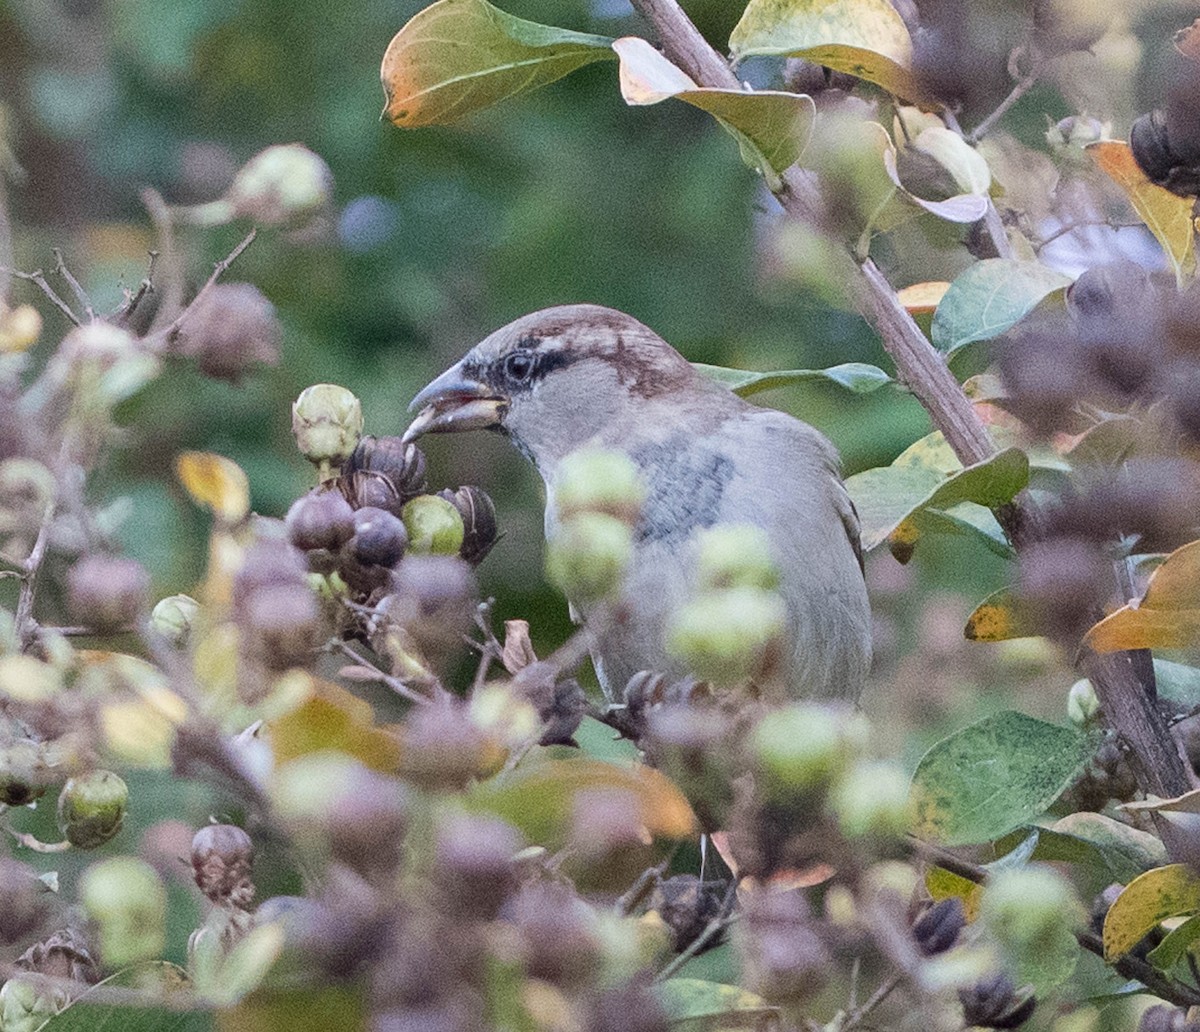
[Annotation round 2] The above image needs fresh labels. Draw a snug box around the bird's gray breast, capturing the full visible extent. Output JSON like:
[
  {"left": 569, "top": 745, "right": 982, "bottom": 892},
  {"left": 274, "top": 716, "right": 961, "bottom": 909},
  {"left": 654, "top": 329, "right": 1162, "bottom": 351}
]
[{"left": 629, "top": 433, "right": 735, "bottom": 545}]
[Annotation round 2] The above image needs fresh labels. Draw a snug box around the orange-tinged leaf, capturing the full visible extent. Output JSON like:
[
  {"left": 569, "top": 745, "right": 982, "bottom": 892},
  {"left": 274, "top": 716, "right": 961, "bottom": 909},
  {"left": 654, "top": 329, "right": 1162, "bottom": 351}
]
[
  {"left": 1088, "top": 141, "right": 1197, "bottom": 288},
  {"left": 710, "top": 831, "right": 835, "bottom": 891},
  {"left": 467, "top": 756, "right": 697, "bottom": 846},
  {"left": 965, "top": 587, "right": 1038, "bottom": 642},
  {"left": 612, "top": 36, "right": 815, "bottom": 177},
  {"left": 926, "top": 865, "right": 982, "bottom": 922},
  {"left": 729, "top": 0, "right": 920, "bottom": 100},
  {"left": 177, "top": 451, "right": 250, "bottom": 525},
  {"left": 270, "top": 680, "right": 401, "bottom": 772},
  {"left": 380, "top": 0, "right": 613, "bottom": 128},
  {"left": 1084, "top": 539, "right": 1200, "bottom": 653},
  {"left": 1103, "top": 864, "right": 1200, "bottom": 960},
  {"left": 897, "top": 280, "right": 950, "bottom": 314}
]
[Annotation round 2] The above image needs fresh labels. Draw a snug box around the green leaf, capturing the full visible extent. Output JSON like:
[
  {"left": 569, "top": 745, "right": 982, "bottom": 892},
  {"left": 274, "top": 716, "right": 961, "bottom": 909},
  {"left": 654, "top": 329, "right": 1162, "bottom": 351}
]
[
  {"left": 1147, "top": 913, "right": 1200, "bottom": 971},
  {"left": 612, "top": 37, "right": 815, "bottom": 178},
  {"left": 729, "top": 0, "right": 919, "bottom": 99},
  {"left": 657, "top": 979, "right": 780, "bottom": 1031},
  {"left": 845, "top": 447, "right": 1029, "bottom": 553},
  {"left": 910, "top": 711, "right": 1095, "bottom": 846},
  {"left": 882, "top": 127, "right": 991, "bottom": 224},
  {"left": 914, "top": 504, "right": 1016, "bottom": 560},
  {"left": 1034, "top": 813, "right": 1167, "bottom": 884},
  {"left": 1155, "top": 659, "right": 1200, "bottom": 709},
  {"left": 930, "top": 259, "right": 1073, "bottom": 357},
  {"left": 694, "top": 361, "right": 893, "bottom": 397},
  {"left": 1104, "top": 864, "right": 1200, "bottom": 960},
  {"left": 380, "top": 0, "right": 614, "bottom": 127},
  {"left": 39, "top": 963, "right": 208, "bottom": 1032}
]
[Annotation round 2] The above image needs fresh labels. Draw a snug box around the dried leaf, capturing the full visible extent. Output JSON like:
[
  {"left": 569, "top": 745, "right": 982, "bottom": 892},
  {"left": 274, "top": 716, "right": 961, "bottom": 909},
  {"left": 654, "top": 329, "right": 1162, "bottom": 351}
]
[
  {"left": 1087, "top": 141, "right": 1197, "bottom": 288},
  {"left": 897, "top": 280, "right": 950, "bottom": 314},
  {"left": 965, "top": 587, "right": 1038, "bottom": 642},
  {"left": 501, "top": 619, "right": 537, "bottom": 673},
  {"left": 176, "top": 451, "right": 250, "bottom": 525},
  {"left": 1084, "top": 539, "right": 1200, "bottom": 652}
]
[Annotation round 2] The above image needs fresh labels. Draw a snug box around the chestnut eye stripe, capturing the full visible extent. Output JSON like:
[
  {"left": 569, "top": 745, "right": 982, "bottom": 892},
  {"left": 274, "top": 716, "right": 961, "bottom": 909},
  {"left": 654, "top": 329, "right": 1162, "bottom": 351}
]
[{"left": 464, "top": 347, "right": 582, "bottom": 394}]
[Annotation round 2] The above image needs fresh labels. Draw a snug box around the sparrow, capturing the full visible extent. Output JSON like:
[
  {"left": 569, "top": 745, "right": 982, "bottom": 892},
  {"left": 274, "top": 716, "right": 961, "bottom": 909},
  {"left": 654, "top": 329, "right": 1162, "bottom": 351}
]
[{"left": 403, "top": 304, "right": 871, "bottom": 701}]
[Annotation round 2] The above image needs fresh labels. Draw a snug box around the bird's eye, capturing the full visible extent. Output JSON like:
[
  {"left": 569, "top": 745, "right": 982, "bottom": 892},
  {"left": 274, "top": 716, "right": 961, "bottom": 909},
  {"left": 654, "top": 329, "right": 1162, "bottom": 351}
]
[{"left": 503, "top": 351, "right": 535, "bottom": 384}]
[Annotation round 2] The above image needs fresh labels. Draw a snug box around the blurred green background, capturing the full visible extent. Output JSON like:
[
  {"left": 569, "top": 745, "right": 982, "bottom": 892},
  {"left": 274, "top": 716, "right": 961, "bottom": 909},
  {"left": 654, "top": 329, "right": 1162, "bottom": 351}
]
[{"left": 0, "top": 0, "right": 933, "bottom": 665}]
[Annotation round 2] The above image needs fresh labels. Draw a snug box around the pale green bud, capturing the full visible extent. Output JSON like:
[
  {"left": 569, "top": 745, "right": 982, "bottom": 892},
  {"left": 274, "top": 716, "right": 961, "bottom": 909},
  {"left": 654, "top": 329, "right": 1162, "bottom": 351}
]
[
  {"left": 829, "top": 760, "right": 912, "bottom": 839},
  {"left": 57, "top": 770, "right": 128, "bottom": 848},
  {"left": 1067, "top": 678, "right": 1100, "bottom": 728},
  {"left": 553, "top": 448, "right": 645, "bottom": 525},
  {"left": 81, "top": 857, "right": 167, "bottom": 968},
  {"left": 151, "top": 593, "right": 201, "bottom": 647},
  {"left": 229, "top": 144, "right": 333, "bottom": 227},
  {"left": 401, "top": 495, "right": 465, "bottom": 556},
  {"left": 981, "top": 865, "right": 1083, "bottom": 953},
  {"left": 666, "top": 586, "right": 785, "bottom": 687},
  {"left": 695, "top": 524, "right": 779, "bottom": 591},
  {"left": 750, "top": 703, "right": 867, "bottom": 794},
  {"left": 291, "top": 384, "right": 363, "bottom": 468},
  {"left": 545, "top": 513, "right": 632, "bottom": 603},
  {"left": 0, "top": 976, "right": 62, "bottom": 1032}
]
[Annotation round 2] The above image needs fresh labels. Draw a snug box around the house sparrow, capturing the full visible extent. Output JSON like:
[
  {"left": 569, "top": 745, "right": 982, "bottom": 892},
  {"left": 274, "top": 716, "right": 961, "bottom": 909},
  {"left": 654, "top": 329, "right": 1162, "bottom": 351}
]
[{"left": 404, "top": 304, "right": 871, "bottom": 701}]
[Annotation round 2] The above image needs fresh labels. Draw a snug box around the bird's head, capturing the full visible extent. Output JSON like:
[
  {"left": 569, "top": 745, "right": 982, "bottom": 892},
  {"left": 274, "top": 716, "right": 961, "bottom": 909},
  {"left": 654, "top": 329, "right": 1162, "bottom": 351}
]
[{"left": 403, "top": 304, "right": 703, "bottom": 469}]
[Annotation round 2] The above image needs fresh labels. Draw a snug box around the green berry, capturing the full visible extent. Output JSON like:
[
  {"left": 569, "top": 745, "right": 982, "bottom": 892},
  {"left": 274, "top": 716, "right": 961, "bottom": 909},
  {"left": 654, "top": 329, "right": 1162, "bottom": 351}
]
[
  {"left": 553, "top": 448, "right": 645, "bottom": 525},
  {"left": 545, "top": 513, "right": 632, "bottom": 603},
  {"left": 80, "top": 857, "right": 166, "bottom": 968},
  {"left": 57, "top": 770, "right": 128, "bottom": 849},
  {"left": 666, "top": 587, "right": 785, "bottom": 687},
  {"left": 694, "top": 524, "right": 779, "bottom": 591},
  {"left": 401, "top": 494, "right": 465, "bottom": 556},
  {"left": 150, "top": 593, "right": 200, "bottom": 647},
  {"left": 291, "top": 384, "right": 363, "bottom": 468}
]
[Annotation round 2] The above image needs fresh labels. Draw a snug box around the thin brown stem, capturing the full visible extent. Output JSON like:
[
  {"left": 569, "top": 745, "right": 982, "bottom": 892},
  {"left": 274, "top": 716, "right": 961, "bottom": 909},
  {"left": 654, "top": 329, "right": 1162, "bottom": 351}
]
[
  {"left": 149, "top": 228, "right": 257, "bottom": 350},
  {"left": 14, "top": 503, "right": 53, "bottom": 650},
  {"left": 328, "top": 637, "right": 433, "bottom": 706},
  {"left": 1076, "top": 930, "right": 1200, "bottom": 1008},
  {"left": 5, "top": 267, "right": 80, "bottom": 326},
  {"left": 841, "top": 972, "right": 902, "bottom": 1032},
  {"left": 52, "top": 248, "right": 95, "bottom": 321},
  {"left": 969, "top": 73, "right": 1039, "bottom": 144}
]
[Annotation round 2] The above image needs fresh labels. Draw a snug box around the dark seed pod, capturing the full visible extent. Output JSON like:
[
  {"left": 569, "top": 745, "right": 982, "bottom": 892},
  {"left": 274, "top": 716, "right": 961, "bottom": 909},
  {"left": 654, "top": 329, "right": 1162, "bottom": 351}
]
[
  {"left": 285, "top": 488, "right": 355, "bottom": 552},
  {"left": 340, "top": 470, "right": 403, "bottom": 515},
  {"left": 0, "top": 739, "right": 52, "bottom": 806},
  {"left": 1139, "top": 1004, "right": 1200, "bottom": 1032},
  {"left": 912, "top": 897, "right": 965, "bottom": 956},
  {"left": 1131, "top": 111, "right": 1176, "bottom": 184},
  {"left": 433, "top": 815, "right": 523, "bottom": 920},
  {"left": 349, "top": 506, "right": 408, "bottom": 568},
  {"left": 648, "top": 874, "right": 728, "bottom": 954},
  {"left": 191, "top": 824, "right": 255, "bottom": 910},
  {"left": 17, "top": 927, "right": 100, "bottom": 985},
  {"left": 0, "top": 859, "right": 51, "bottom": 945},
  {"left": 240, "top": 583, "right": 323, "bottom": 671},
  {"left": 174, "top": 282, "right": 282, "bottom": 384},
  {"left": 506, "top": 881, "right": 601, "bottom": 987},
  {"left": 346, "top": 435, "right": 427, "bottom": 501},
  {"left": 437, "top": 486, "right": 498, "bottom": 565},
  {"left": 67, "top": 556, "right": 150, "bottom": 634},
  {"left": 958, "top": 973, "right": 1036, "bottom": 1029}
]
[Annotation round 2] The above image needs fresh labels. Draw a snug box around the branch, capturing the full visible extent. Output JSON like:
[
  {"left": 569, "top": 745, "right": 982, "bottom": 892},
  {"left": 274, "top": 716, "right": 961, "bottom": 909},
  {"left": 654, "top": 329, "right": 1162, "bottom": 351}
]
[
  {"left": 969, "top": 72, "right": 1040, "bottom": 144},
  {"left": 4, "top": 267, "right": 80, "bottom": 326},
  {"left": 52, "top": 248, "right": 95, "bottom": 322},
  {"left": 148, "top": 228, "right": 257, "bottom": 350}
]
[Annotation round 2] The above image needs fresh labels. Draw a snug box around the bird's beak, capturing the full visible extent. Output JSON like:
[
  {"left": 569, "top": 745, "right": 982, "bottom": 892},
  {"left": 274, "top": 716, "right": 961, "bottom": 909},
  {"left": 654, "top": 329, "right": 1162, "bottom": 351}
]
[{"left": 402, "top": 361, "right": 507, "bottom": 443}]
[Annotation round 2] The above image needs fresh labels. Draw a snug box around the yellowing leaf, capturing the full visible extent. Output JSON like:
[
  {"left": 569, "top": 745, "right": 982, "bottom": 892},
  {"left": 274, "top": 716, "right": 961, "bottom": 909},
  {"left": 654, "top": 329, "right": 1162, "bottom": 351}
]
[
  {"left": 381, "top": 0, "right": 614, "bottom": 127},
  {"left": 897, "top": 280, "right": 950, "bottom": 314},
  {"left": 270, "top": 680, "right": 401, "bottom": 772},
  {"left": 1104, "top": 864, "right": 1200, "bottom": 960},
  {"left": 965, "top": 587, "right": 1038, "bottom": 642},
  {"left": 1084, "top": 539, "right": 1200, "bottom": 652},
  {"left": 612, "top": 37, "right": 815, "bottom": 178},
  {"left": 467, "top": 756, "right": 697, "bottom": 846},
  {"left": 176, "top": 451, "right": 250, "bottom": 525},
  {"left": 1088, "top": 140, "right": 1197, "bottom": 288},
  {"left": 926, "top": 865, "right": 982, "bottom": 922},
  {"left": 845, "top": 447, "right": 1028, "bottom": 554},
  {"left": 729, "top": 0, "right": 920, "bottom": 100}
]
